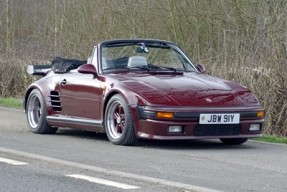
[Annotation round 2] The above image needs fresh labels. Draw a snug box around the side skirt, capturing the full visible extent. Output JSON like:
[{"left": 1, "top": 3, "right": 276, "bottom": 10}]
[{"left": 46, "top": 115, "right": 104, "bottom": 132}]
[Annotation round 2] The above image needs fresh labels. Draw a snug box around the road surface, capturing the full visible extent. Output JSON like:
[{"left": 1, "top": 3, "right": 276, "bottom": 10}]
[{"left": 0, "top": 106, "right": 286, "bottom": 192}]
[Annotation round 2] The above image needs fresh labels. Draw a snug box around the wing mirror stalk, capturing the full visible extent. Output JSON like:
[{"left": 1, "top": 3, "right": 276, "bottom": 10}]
[{"left": 196, "top": 64, "right": 206, "bottom": 73}]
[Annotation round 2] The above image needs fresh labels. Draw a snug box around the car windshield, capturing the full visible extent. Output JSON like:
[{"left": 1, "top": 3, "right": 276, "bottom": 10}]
[{"left": 101, "top": 42, "right": 196, "bottom": 72}]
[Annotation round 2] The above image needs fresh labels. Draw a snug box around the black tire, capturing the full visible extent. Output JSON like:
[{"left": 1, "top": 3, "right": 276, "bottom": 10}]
[
  {"left": 26, "top": 89, "right": 57, "bottom": 134},
  {"left": 104, "top": 94, "right": 137, "bottom": 145},
  {"left": 220, "top": 138, "right": 248, "bottom": 145}
]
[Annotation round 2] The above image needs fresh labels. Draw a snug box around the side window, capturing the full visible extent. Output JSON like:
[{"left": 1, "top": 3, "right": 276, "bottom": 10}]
[
  {"left": 87, "top": 56, "right": 92, "bottom": 64},
  {"left": 91, "top": 47, "right": 98, "bottom": 66}
]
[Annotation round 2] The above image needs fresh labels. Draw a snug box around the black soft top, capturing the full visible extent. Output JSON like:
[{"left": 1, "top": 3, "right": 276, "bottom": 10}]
[{"left": 51, "top": 57, "right": 86, "bottom": 73}]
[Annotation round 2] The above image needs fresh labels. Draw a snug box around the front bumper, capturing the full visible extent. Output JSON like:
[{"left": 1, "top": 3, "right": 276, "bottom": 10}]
[{"left": 133, "top": 106, "right": 264, "bottom": 140}]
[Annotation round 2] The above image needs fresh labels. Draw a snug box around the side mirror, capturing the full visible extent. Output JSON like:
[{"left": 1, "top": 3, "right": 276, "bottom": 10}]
[
  {"left": 196, "top": 64, "right": 206, "bottom": 73},
  {"left": 78, "top": 64, "right": 97, "bottom": 77}
]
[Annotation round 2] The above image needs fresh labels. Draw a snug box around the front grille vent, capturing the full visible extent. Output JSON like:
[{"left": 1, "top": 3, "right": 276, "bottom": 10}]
[
  {"left": 193, "top": 124, "right": 240, "bottom": 136},
  {"left": 49, "top": 91, "right": 62, "bottom": 111}
]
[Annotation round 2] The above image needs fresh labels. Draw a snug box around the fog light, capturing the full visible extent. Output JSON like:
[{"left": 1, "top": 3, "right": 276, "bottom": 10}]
[
  {"left": 249, "top": 124, "right": 261, "bottom": 131},
  {"left": 168, "top": 125, "right": 183, "bottom": 133}
]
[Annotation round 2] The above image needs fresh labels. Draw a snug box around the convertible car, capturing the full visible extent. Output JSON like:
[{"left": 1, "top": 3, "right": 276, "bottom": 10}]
[{"left": 23, "top": 39, "right": 265, "bottom": 145}]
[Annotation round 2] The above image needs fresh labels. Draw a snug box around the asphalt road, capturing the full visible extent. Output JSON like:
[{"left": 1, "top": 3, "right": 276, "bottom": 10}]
[{"left": 0, "top": 106, "right": 287, "bottom": 192}]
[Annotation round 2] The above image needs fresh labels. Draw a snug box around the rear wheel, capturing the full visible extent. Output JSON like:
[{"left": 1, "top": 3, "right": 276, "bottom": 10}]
[
  {"left": 104, "top": 94, "right": 137, "bottom": 145},
  {"left": 220, "top": 138, "right": 248, "bottom": 145},
  {"left": 26, "top": 89, "right": 57, "bottom": 134}
]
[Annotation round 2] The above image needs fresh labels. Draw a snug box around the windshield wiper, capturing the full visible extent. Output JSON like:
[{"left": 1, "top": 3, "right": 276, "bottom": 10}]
[
  {"left": 152, "top": 66, "right": 183, "bottom": 73},
  {"left": 127, "top": 66, "right": 149, "bottom": 70},
  {"left": 103, "top": 67, "right": 130, "bottom": 72},
  {"left": 126, "top": 65, "right": 184, "bottom": 74},
  {"left": 147, "top": 66, "right": 184, "bottom": 74},
  {"left": 160, "top": 67, "right": 178, "bottom": 72}
]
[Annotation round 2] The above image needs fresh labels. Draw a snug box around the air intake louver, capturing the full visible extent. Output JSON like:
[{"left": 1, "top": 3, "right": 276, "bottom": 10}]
[{"left": 49, "top": 91, "right": 62, "bottom": 111}]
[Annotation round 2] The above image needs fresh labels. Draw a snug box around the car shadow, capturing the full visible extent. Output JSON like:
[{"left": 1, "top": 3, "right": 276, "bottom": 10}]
[
  {"left": 137, "top": 139, "right": 257, "bottom": 151},
  {"left": 56, "top": 128, "right": 108, "bottom": 141},
  {"left": 55, "top": 129, "right": 258, "bottom": 150}
]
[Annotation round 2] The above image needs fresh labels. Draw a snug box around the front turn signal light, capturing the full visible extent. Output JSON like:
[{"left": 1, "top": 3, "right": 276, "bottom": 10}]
[
  {"left": 156, "top": 112, "right": 174, "bottom": 119},
  {"left": 257, "top": 111, "right": 264, "bottom": 117}
]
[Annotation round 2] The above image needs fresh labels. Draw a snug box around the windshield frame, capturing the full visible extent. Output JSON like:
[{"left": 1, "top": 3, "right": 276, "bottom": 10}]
[{"left": 98, "top": 39, "right": 198, "bottom": 74}]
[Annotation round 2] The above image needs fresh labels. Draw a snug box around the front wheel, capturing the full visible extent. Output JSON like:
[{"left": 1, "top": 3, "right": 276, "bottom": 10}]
[
  {"left": 104, "top": 94, "right": 137, "bottom": 145},
  {"left": 220, "top": 138, "right": 248, "bottom": 145},
  {"left": 26, "top": 89, "right": 57, "bottom": 134}
]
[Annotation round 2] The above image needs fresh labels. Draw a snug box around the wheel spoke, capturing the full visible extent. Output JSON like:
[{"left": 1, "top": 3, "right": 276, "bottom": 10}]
[
  {"left": 38, "top": 103, "right": 41, "bottom": 115},
  {"left": 119, "top": 122, "right": 124, "bottom": 132},
  {"left": 113, "top": 113, "right": 119, "bottom": 120},
  {"left": 118, "top": 105, "right": 123, "bottom": 115},
  {"left": 116, "top": 123, "right": 122, "bottom": 133},
  {"left": 112, "top": 118, "right": 117, "bottom": 126},
  {"left": 36, "top": 106, "right": 41, "bottom": 117},
  {"left": 106, "top": 98, "right": 129, "bottom": 141}
]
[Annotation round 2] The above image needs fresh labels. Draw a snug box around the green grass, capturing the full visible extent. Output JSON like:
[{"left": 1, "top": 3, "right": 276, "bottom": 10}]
[
  {"left": 0, "top": 97, "right": 22, "bottom": 109},
  {"left": 253, "top": 135, "right": 287, "bottom": 144}
]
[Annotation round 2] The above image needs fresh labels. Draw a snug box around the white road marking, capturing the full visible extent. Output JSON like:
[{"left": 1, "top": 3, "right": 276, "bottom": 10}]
[
  {"left": 0, "top": 147, "right": 222, "bottom": 192},
  {"left": 0, "top": 157, "right": 28, "bottom": 165},
  {"left": 66, "top": 174, "right": 141, "bottom": 189}
]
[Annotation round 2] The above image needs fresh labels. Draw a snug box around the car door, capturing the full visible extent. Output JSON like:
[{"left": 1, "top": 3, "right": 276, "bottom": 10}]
[{"left": 59, "top": 71, "right": 103, "bottom": 120}]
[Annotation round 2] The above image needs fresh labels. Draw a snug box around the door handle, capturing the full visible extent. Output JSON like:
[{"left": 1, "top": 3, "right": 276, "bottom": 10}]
[{"left": 61, "top": 79, "right": 67, "bottom": 85}]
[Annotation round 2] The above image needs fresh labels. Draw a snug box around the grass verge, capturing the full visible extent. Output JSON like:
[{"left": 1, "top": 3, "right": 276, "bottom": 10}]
[
  {"left": 253, "top": 135, "right": 287, "bottom": 145},
  {"left": 0, "top": 97, "right": 22, "bottom": 109}
]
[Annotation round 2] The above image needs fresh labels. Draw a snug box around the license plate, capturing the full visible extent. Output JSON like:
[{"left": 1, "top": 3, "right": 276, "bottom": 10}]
[{"left": 199, "top": 113, "right": 240, "bottom": 124}]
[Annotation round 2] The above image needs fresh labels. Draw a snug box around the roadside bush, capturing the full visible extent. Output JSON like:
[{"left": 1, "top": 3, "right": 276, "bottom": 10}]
[{"left": 0, "top": 57, "right": 40, "bottom": 98}]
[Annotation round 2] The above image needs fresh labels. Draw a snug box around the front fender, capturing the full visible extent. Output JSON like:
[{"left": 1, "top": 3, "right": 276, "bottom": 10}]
[{"left": 102, "top": 87, "right": 145, "bottom": 137}]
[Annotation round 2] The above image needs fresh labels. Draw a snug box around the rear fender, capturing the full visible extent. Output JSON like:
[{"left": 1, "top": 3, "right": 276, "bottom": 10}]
[{"left": 23, "top": 85, "right": 43, "bottom": 112}]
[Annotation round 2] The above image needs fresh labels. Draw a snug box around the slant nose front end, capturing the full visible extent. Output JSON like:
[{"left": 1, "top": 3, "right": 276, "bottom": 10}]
[{"left": 132, "top": 106, "right": 264, "bottom": 140}]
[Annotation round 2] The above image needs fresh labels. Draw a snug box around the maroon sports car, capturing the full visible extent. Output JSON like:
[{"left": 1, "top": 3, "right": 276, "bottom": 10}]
[{"left": 23, "top": 39, "right": 265, "bottom": 145}]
